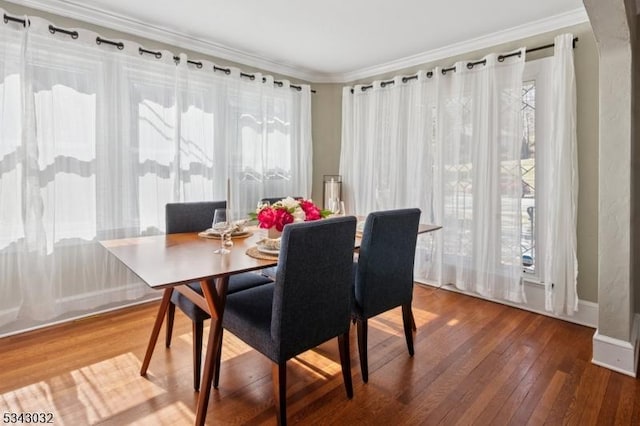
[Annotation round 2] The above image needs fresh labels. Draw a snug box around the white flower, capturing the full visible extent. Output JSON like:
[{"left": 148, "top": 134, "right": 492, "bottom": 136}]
[
  {"left": 292, "top": 207, "right": 305, "bottom": 222},
  {"left": 280, "top": 197, "right": 299, "bottom": 210}
]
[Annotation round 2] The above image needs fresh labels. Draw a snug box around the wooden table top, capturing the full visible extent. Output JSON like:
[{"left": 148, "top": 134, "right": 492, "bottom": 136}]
[
  {"left": 101, "top": 231, "right": 276, "bottom": 289},
  {"left": 417, "top": 224, "right": 442, "bottom": 234},
  {"left": 100, "top": 222, "right": 441, "bottom": 290}
]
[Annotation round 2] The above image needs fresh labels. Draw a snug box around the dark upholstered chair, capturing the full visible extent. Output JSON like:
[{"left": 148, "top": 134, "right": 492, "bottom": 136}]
[
  {"left": 352, "top": 208, "right": 421, "bottom": 382},
  {"left": 164, "top": 201, "right": 273, "bottom": 391},
  {"left": 221, "top": 216, "right": 357, "bottom": 425},
  {"left": 260, "top": 196, "right": 301, "bottom": 205}
]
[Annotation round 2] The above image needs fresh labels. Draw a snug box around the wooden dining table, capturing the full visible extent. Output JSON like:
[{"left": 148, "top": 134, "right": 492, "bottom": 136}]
[{"left": 100, "top": 220, "right": 441, "bottom": 425}]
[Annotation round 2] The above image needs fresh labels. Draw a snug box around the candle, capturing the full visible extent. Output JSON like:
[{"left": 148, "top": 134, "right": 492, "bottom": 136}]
[{"left": 330, "top": 178, "right": 335, "bottom": 201}]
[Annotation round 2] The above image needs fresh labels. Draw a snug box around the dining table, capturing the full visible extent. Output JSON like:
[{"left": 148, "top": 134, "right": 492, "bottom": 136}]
[{"left": 100, "top": 219, "right": 441, "bottom": 425}]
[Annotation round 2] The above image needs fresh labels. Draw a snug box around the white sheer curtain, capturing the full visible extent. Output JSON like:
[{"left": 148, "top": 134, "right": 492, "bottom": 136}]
[
  {"left": 0, "top": 11, "right": 312, "bottom": 335},
  {"left": 341, "top": 51, "right": 526, "bottom": 303},
  {"left": 438, "top": 51, "right": 525, "bottom": 302},
  {"left": 0, "top": 14, "right": 28, "bottom": 327},
  {"left": 542, "top": 34, "right": 578, "bottom": 315},
  {"left": 340, "top": 72, "right": 435, "bottom": 214},
  {"left": 225, "top": 74, "right": 313, "bottom": 213}
]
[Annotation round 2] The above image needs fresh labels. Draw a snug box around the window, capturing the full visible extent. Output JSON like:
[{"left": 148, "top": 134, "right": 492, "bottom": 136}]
[
  {"left": 0, "top": 20, "right": 313, "bottom": 335},
  {"left": 521, "top": 80, "right": 536, "bottom": 273},
  {"left": 521, "top": 56, "right": 553, "bottom": 278}
]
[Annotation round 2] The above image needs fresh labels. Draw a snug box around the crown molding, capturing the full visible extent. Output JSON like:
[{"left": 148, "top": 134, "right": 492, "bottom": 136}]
[
  {"left": 3, "top": 0, "right": 321, "bottom": 82},
  {"left": 331, "top": 7, "right": 589, "bottom": 83},
  {"left": 4, "top": 1, "right": 589, "bottom": 84}
]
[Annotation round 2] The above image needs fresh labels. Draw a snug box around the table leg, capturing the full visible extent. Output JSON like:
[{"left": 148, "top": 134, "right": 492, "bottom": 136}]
[
  {"left": 195, "top": 276, "right": 229, "bottom": 426},
  {"left": 140, "top": 287, "right": 174, "bottom": 376}
]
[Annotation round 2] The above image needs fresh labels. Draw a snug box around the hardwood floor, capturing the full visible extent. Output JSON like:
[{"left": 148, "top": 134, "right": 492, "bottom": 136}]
[{"left": 0, "top": 284, "right": 638, "bottom": 425}]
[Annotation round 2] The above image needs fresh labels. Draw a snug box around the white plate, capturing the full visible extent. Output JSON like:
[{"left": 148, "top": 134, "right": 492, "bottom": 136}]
[
  {"left": 198, "top": 229, "right": 251, "bottom": 240},
  {"left": 203, "top": 229, "right": 250, "bottom": 237},
  {"left": 256, "top": 244, "right": 280, "bottom": 255}
]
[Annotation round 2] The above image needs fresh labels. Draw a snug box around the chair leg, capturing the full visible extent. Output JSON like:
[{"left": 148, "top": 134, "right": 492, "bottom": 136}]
[
  {"left": 165, "top": 302, "right": 176, "bottom": 348},
  {"left": 402, "top": 303, "right": 415, "bottom": 356},
  {"left": 338, "top": 331, "right": 353, "bottom": 398},
  {"left": 272, "top": 362, "right": 287, "bottom": 426},
  {"left": 356, "top": 318, "right": 368, "bottom": 383},
  {"left": 213, "top": 329, "right": 224, "bottom": 389},
  {"left": 193, "top": 320, "right": 204, "bottom": 391}
]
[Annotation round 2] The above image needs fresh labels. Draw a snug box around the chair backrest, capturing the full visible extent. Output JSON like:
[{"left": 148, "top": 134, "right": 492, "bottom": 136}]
[
  {"left": 354, "top": 208, "right": 421, "bottom": 318},
  {"left": 165, "top": 201, "right": 226, "bottom": 234},
  {"left": 271, "top": 216, "right": 357, "bottom": 360},
  {"left": 260, "top": 196, "right": 302, "bottom": 205}
]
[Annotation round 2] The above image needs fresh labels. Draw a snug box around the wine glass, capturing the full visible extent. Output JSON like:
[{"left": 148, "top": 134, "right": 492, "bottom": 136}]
[
  {"left": 212, "top": 208, "right": 233, "bottom": 254},
  {"left": 224, "top": 232, "right": 234, "bottom": 248}
]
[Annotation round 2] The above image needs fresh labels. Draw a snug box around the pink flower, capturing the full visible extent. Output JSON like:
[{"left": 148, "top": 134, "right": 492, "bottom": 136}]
[
  {"left": 273, "top": 209, "right": 294, "bottom": 231},
  {"left": 299, "top": 200, "right": 321, "bottom": 221},
  {"left": 255, "top": 198, "right": 327, "bottom": 231},
  {"left": 257, "top": 207, "right": 276, "bottom": 229}
]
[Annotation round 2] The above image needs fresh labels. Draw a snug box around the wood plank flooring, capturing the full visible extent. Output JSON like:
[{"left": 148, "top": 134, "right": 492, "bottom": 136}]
[{"left": 0, "top": 284, "right": 638, "bottom": 425}]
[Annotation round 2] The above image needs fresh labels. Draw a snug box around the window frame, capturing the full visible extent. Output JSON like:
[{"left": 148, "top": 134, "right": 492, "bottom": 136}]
[{"left": 521, "top": 56, "right": 553, "bottom": 282}]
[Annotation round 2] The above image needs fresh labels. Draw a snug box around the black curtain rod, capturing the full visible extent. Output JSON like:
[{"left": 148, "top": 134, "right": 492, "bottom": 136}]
[
  {"left": 3, "top": 12, "right": 315, "bottom": 94},
  {"left": 3, "top": 13, "right": 28, "bottom": 26},
  {"left": 352, "top": 37, "right": 579, "bottom": 93},
  {"left": 96, "top": 36, "right": 124, "bottom": 50},
  {"left": 49, "top": 24, "right": 78, "bottom": 39}
]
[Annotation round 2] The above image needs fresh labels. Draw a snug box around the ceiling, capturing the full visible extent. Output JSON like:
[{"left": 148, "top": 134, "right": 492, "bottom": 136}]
[{"left": 9, "top": 0, "right": 588, "bottom": 82}]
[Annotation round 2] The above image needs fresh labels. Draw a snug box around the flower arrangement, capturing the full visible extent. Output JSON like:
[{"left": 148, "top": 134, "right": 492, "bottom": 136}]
[{"left": 250, "top": 197, "right": 331, "bottom": 233}]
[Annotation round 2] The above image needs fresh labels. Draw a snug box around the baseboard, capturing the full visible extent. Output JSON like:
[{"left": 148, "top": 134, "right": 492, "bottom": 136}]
[
  {"left": 0, "top": 293, "right": 161, "bottom": 339},
  {"left": 519, "top": 279, "right": 598, "bottom": 328},
  {"left": 591, "top": 314, "right": 640, "bottom": 377},
  {"left": 415, "top": 278, "right": 598, "bottom": 328}
]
